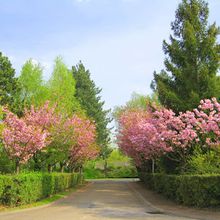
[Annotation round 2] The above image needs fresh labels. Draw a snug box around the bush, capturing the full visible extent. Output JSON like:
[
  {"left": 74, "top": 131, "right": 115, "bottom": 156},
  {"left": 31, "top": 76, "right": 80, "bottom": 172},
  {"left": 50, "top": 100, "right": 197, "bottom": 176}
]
[
  {"left": 84, "top": 165, "right": 138, "bottom": 179},
  {"left": 83, "top": 167, "right": 105, "bottom": 179},
  {"left": 0, "top": 172, "right": 83, "bottom": 206},
  {"left": 83, "top": 150, "right": 138, "bottom": 179},
  {"left": 186, "top": 149, "right": 220, "bottom": 174},
  {"left": 0, "top": 145, "right": 14, "bottom": 174},
  {"left": 139, "top": 172, "right": 220, "bottom": 207},
  {"left": 107, "top": 166, "right": 138, "bottom": 178}
]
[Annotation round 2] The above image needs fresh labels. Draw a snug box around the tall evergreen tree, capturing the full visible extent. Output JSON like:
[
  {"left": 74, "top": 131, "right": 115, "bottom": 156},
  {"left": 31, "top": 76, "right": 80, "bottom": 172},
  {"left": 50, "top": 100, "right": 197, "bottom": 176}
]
[
  {"left": 0, "top": 52, "right": 18, "bottom": 108},
  {"left": 151, "top": 0, "right": 220, "bottom": 113},
  {"left": 72, "top": 62, "right": 112, "bottom": 155}
]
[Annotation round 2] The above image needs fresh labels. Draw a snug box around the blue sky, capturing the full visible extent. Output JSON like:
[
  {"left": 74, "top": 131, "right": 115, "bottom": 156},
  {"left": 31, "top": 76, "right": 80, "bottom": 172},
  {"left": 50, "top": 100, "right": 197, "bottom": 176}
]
[{"left": 1, "top": 0, "right": 220, "bottom": 111}]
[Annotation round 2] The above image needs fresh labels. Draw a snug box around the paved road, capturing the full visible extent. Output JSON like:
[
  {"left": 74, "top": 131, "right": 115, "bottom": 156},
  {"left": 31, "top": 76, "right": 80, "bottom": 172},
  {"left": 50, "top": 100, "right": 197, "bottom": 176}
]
[{"left": 0, "top": 179, "right": 200, "bottom": 220}]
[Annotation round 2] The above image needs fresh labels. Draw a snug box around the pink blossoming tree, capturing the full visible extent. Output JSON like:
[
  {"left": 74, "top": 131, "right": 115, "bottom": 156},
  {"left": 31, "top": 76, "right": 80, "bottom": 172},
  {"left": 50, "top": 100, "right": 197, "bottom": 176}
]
[
  {"left": 2, "top": 109, "right": 49, "bottom": 173},
  {"left": 2, "top": 100, "right": 99, "bottom": 173},
  {"left": 68, "top": 114, "right": 98, "bottom": 171},
  {"left": 117, "top": 98, "right": 220, "bottom": 172}
]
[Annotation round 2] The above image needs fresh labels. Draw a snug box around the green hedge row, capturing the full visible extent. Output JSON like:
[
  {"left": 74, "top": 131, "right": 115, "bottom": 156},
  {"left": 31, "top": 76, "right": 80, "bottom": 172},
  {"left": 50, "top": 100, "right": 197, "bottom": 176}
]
[
  {"left": 0, "top": 172, "right": 83, "bottom": 206},
  {"left": 139, "top": 172, "right": 220, "bottom": 207}
]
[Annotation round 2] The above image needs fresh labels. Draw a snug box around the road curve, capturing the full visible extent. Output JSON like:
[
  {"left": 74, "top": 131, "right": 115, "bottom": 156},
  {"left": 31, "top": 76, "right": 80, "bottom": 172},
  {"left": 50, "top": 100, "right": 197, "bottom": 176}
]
[{"left": 0, "top": 179, "right": 199, "bottom": 220}]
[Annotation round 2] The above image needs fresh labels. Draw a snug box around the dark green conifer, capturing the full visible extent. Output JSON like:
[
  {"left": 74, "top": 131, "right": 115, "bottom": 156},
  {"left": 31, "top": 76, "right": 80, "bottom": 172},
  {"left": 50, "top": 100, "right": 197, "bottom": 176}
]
[{"left": 152, "top": 0, "right": 220, "bottom": 112}]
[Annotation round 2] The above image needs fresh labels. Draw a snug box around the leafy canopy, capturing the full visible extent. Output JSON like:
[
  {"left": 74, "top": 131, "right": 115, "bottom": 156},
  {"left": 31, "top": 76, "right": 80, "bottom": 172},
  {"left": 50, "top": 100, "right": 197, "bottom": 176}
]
[
  {"left": 18, "top": 59, "right": 48, "bottom": 109},
  {"left": 48, "top": 57, "right": 81, "bottom": 115}
]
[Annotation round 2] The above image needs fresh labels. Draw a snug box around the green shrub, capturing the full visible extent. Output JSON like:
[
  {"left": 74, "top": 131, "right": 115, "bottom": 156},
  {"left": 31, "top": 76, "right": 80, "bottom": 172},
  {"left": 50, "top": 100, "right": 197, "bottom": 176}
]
[
  {"left": 0, "top": 172, "right": 82, "bottom": 207},
  {"left": 186, "top": 149, "right": 220, "bottom": 174},
  {"left": 84, "top": 167, "right": 105, "bottom": 179},
  {"left": 139, "top": 172, "right": 220, "bottom": 207},
  {"left": 84, "top": 165, "right": 138, "bottom": 179},
  {"left": 107, "top": 166, "right": 138, "bottom": 178},
  {"left": 84, "top": 153, "right": 138, "bottom": 179},
  {"left": 0, "top": 176, "right": 6, "bottom": 199},
  {"left": 0, "top": 150, "right": 14, "bottom": 174}
]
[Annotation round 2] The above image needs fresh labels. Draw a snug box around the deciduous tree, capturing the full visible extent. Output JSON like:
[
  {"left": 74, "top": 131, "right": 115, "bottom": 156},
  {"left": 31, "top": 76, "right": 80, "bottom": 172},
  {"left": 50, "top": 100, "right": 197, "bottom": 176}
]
[
  {"left": 48, "top": 57, "right": 81, "bottom": 116},
  {"left": 18, "top": 59, "right": 48, "bottom": 109},
  {"left": 2, "top": 109, "right": 49, "bottom": 173}
]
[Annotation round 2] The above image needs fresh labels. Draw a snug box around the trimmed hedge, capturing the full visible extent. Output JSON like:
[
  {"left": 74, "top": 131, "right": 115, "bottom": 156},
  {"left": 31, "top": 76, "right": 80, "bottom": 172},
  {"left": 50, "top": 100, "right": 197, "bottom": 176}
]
[
  {"left": 0, "top": 172, "right": 83, "bottom": 206},
  {"left": 139, "top": 172, "right": 220, "bottom": 207}
]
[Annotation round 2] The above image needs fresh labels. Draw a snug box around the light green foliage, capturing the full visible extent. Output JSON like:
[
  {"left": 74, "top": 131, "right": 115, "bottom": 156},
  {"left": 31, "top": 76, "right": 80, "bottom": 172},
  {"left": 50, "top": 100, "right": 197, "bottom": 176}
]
[
  {"left": 108, "top": 149, "right": 131, "bottom": 163},
  {"left": 152, "top": 0, "right": 220, "bottom": 113},
  {"left": 125, "top": 92, "right": 160, "bottom": 110},
  {"left": 113, "top": 92, "right": 160, "bottom": 120},
  {"left": 18, "top": 59, "right": 48, "bottom": 109},
  {"left": 186, "top": 148, "right": 220, "bottom": 174},
  {"left": 84, "top": 149, "right": 137, "bottom": 179},
  {"left": 48, "top": 57, "right": 81, "bottom": 116}
]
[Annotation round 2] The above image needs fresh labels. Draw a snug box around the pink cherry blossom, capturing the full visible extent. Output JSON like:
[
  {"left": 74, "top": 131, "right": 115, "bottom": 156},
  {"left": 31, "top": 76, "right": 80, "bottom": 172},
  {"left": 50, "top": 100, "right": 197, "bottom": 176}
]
[
  {"left": 2, "top": 109, "right": 49, "bottom": 168},
  {"left": 116, "top": 98, "right": 220, "bottom": 167},
  {"left": 67, "top": 114, "right": 99, "bottom": 167}
]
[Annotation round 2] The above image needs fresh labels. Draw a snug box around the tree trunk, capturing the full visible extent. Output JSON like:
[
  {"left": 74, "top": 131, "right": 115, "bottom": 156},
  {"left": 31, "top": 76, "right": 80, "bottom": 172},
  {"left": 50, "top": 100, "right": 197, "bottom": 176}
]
[
  {"left": 104, "top": 159, "right": 108, "bottom": 177},
  {"left": 71, "top": 166, "right": 76, "bottom": 173},
  {"left": 48, "top": 164, "right": 52, "bottom": 173},
  {"left": 152, "top": 159, "right": 155, "bottom": 174},
  {"left": 60, "top": 163, "right": 64, "bottom": 173},
  {"left": 15, "top": 160, "right": 20, "bottom": 174},
  {"left": 79, "top": 165, "right": 83, "bottom": 175}
]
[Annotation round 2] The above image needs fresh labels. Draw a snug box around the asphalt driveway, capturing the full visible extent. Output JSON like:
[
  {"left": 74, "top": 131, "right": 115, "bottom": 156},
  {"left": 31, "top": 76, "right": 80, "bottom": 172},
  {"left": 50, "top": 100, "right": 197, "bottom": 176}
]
[{"left": 0, "top": 179, "right": 217, "bottom": 220}]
